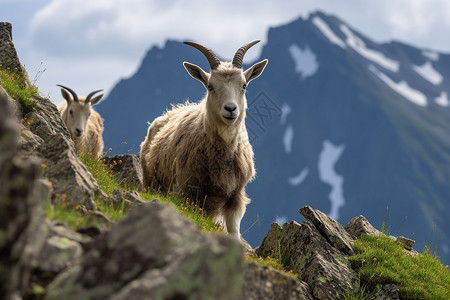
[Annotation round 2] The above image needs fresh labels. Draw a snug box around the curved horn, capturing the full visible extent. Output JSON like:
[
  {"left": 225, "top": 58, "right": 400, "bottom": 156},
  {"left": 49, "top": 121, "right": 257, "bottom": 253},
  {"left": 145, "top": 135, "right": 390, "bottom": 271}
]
[
  {"left": 232, "top": 40, "right": 260, "bottom": 69},
  {"left": 57, "top": 84, "right": 79, "bottom": 103},
  {"left": 85, "top": 89, "right": 104, "bottom": 104},
  {"left": 184, "top": 41, "right": 220, "bottom": 70}
]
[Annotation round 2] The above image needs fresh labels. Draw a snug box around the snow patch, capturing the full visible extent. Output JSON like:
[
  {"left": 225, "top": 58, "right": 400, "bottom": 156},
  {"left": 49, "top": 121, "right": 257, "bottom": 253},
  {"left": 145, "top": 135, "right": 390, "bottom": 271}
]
[
  {"left": 312, "top": 17, "right": 346, "bottom": 49},
  {"left": 340, "top": 25, "right": 399, "bottom": 73},
  {"left": 280, "top": 103, "right": 291, "bottom": 125},
  {"left": 288, "top": 44, "right": 319, "bottom": 80},
  {"left": 412, "top": 61, "right": 443, "bottom": 85},
  {"left": 318, "top": 140, "right": 345, "bottom": 220},
  {"left": 283, "top": 126, "right": 294, "bottom": 154},
  {"left": 369, "top": 65, "right": 427, "bottom": 107},
  {"left": 435, "top": 91, "right": 449, "bottom": 107},
  {"left": 422, "top": 50, "right": 439, "bottom": 62},
  {"left": 288, "top": 168, "right": 309, "bottom": 186}
]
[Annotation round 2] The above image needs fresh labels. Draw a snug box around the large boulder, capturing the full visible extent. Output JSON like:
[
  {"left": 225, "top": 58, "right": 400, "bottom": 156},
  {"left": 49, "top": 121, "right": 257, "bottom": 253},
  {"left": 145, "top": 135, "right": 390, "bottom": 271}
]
[{"left": 45, "top": 201, "right": 244, "bottom": 300}]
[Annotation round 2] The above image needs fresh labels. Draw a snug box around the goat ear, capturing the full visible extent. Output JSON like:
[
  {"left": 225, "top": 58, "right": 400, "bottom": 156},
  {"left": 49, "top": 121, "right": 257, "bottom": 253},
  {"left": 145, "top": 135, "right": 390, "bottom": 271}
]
[
  {"left": 244, "top": 59, "right": 268, "bottom": 84},
  {"left": 183, "top": 62, "right": 209, "bottom": 87},
  {"left": 89, "top": 94, "right": 103, "bottom": 105},
  {"left": 60, "top": 88, "right": 72, "bottom": 103}
]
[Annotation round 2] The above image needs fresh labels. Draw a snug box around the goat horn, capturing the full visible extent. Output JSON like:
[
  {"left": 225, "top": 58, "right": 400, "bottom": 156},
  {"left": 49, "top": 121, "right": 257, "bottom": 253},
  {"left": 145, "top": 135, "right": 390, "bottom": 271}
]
[
  {"left": 184, "top": 41, "right": 221, "bottom": 70},
  {"left": 57, "top": 84, "right": 79, "bottom": 103},
  {"left": 232, "top": 40, "right": 260, "bottom": 69},
  {"left": 85, "top": 89, "right": 104, "bottom": 104}
]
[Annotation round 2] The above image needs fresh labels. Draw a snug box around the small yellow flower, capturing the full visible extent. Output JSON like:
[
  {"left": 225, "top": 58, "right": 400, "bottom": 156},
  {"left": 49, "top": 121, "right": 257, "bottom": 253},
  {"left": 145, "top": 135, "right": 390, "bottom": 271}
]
[{"left": 41, "top": 164, "right": 47, "bottom": 168}]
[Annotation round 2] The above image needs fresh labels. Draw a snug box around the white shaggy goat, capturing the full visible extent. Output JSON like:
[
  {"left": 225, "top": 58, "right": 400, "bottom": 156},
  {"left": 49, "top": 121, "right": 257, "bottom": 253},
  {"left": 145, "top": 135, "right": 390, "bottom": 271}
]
[
  {"left": 140, "top": 41, "right": 268, "bottom": 240},
  {"left": 57, "top": 85, "right": 104, "bottom": 157}
]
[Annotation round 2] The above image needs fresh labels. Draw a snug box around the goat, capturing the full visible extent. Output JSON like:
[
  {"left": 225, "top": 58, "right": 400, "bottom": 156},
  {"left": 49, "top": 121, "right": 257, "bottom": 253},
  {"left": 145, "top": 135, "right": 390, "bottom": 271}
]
[
  {"left": 57, "top": 85, "right": 104, "bottom": 157},
  {"left": 140, "top": 40, "right": 268, "bottom": 240}
]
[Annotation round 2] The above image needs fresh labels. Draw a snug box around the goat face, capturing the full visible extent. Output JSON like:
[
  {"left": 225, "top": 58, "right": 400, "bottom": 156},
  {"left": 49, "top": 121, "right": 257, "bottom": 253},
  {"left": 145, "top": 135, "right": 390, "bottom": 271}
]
[
  {"left": 65, "top": 99, "right": 92, "bottom": 138},
  {"left": 58, "top": 85, "right": 103, "bottom": 139},
  {"left": 183, "top": 41, "right": 268, "bottom": 128}
]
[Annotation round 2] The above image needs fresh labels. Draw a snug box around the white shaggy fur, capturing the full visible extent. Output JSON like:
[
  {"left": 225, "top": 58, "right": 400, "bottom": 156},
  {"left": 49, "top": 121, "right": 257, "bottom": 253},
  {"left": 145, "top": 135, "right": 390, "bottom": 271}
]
[
  {"left": 57, "top": 85, "right": 104, "bottom": 157},
  {"left": 140, "top": 41, "right": 268, "bottom": 240}
]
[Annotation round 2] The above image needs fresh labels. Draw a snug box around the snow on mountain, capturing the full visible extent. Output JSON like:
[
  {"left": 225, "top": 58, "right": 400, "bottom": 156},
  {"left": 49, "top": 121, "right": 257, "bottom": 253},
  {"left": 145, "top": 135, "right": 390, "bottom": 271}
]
[
  {"left": 369, "top": 65, "right": 428, "bottom": 106},
  {"left": 283, "top": 126, "right": 294, "bottom": 154},
  {"left": 288, "top": 168, "right": 309, "bottom": 186},
  {"left": 435, "top": 91, "right": 449, "bottom": 107},
  {"left": 312, "top": 16, "right": 346, "bottom": 49},
  {"left": 422, "top": 50, "right": 440, "bottom": 62},
  {"left": 318, "top": 140, "right": 346, "bottom": 220},
  {"left": 340, "top": 24, "right": 399, "bottom": 72},
  {"left": 412, "top": 61, "right": 443, "bottom": 86},
  {"left": 280, "top": 103, "right": 291, "bottom": 125},
  {"left": 288, "top": 44, "right": 318, "bottom": 80}
]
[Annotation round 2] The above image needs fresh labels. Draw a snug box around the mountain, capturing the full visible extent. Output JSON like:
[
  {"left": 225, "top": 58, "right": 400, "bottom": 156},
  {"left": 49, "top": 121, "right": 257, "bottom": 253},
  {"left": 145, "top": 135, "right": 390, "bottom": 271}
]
[{"left": 96, "top": 11, "right": 450, "bottom": 264}]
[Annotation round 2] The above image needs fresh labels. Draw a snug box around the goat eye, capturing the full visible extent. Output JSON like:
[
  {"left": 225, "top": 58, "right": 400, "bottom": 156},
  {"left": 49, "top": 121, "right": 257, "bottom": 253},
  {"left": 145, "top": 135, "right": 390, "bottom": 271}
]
[
  {"left": 242, "top": 83, "right": 247, "bottom": 90},
  {"left": 207, "top": 85, "right": 214, "bottom": 92},
  {"left": 69, "top": 110, "right": 73, "bottom": 115}
]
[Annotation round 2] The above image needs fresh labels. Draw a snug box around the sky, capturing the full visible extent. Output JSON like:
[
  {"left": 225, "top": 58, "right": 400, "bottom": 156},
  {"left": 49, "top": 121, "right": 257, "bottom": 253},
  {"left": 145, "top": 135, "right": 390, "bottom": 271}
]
[{"left": 2, "top": 0, "right": 450, "bottom": 103}]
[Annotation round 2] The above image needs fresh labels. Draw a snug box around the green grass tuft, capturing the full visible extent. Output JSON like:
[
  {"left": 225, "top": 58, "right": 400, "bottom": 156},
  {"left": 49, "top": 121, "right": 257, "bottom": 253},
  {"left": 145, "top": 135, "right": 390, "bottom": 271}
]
[
  {"left": 349, "top": 234, "right": 450, "bottom": 299},
  {"left": 0, "top": 67, "right": 37, "bottom": 115}
]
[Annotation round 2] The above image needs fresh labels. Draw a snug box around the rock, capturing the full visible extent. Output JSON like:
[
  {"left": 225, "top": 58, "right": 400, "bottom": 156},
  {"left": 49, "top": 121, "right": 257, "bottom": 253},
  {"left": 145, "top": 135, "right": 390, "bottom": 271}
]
[
  {"left": 38, "top": 133, "right": 99, "bottom": 210},
  {"left": 0, "top": 80, "right": 49, "bottom": 299},
  {"left": 395, "top": 236, "right": 415, "bottom": 251},
  {"left": 344, "top": 215, "right": 382, "bottom": 239},
  {"left": 280, "top": 220, "right": 356, "bottom": 300},
  {"left": 23, "top": 94, "right": 71, "bottom": 142},
  {"left": 102, "top": 154, "right": 143, "bottom": 190},
  {"left": 38, "top": 236, "right": 83, "bottom": 273},
  {"left": 45, "top": 201, "right": 244, "bottom": 300},
  {"left": 48, "top": 220, "right": 92, "bottom": 246},
  {"left": 240, "top": 262, "right": 314, "bottom": 300},
  {"left": 0, "top": 22, "right": 30, "bottom": 86},
  {"left": 299, "top": 206, "right": 354, "bottom": 254},
  {"left": 369, "top": 284, "right": 400, "bottom": 300},
  {"left": 255, "top": 222, "right": 282, "bottom": 258},
  {"left": 106, "top": 189, "right": 146, "bottom": 210}
]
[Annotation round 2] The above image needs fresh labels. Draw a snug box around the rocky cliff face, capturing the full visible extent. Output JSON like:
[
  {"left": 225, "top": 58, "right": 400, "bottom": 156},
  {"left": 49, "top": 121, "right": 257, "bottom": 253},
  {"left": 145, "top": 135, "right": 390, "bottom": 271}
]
[{"left": 0, "top": 22, "right": 419, "bottom": 300}]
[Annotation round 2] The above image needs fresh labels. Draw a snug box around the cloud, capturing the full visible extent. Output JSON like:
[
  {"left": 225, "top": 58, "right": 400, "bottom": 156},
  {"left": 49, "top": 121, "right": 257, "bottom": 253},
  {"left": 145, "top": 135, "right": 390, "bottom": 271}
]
[{"left": 26, "top": 0, "right": 450, "bottom": 100}]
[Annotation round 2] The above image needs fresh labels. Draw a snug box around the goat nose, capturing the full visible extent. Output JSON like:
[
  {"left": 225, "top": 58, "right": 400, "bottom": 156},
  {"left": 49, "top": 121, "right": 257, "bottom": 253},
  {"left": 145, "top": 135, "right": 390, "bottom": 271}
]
[
  {"left": 75, "top": 128, "right": 83, "bottom": 137},
  {"left": 224, "top": 104, "right": 237, "bottom": 113}
]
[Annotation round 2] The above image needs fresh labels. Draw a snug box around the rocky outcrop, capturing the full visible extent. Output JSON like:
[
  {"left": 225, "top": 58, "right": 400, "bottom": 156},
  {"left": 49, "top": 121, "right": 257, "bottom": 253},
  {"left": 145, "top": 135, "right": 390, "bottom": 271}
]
[
  {"left": 0, "top": 22, "right": 30, "bottom": 86},
  {"left": 102, "top": 154, "right": 143, "bottom": 190},
  {"left": 0, "top": 79, "right": 49, "bottom": 299},
  {"left": 45, "top": 201, "right": 244, "bottom": 300}
]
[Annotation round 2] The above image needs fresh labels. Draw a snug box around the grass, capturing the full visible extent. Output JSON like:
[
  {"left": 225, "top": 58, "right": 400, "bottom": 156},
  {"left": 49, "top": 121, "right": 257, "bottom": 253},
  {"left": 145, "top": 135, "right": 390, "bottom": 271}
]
[
  {"left": 348, "top": 234, "right": 450, "bottom": 299},
  {"left": 0, "top": 66, "right": 37, "bottom": 115},
  {"left": 245, "top": 254, "right": 300, "bottom": 281},
  {"left": 65, "top": 151, "right": 222, "bottom": 233}
]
